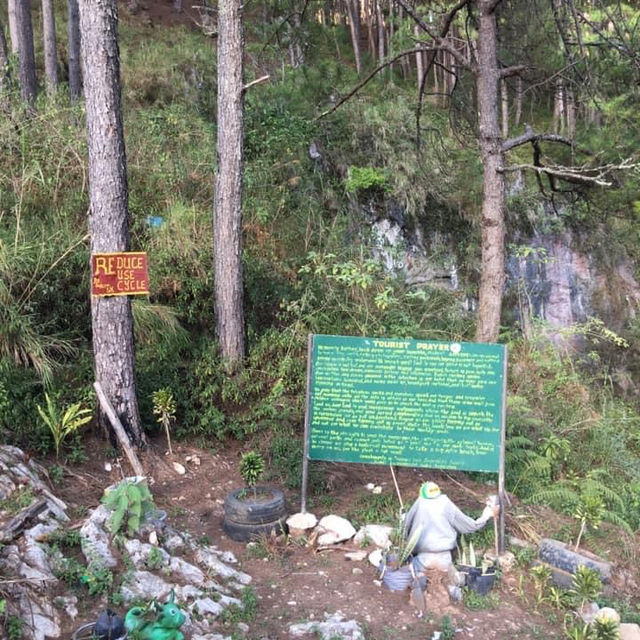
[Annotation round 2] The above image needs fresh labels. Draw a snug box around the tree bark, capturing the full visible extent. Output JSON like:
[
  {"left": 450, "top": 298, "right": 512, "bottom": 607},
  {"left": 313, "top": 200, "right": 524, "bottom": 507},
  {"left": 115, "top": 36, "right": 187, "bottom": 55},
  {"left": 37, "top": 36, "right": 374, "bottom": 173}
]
[
  {"left": 79, "top": 0, "right": 145, "bottom": 447},
  {"left": 514, "top": 74, "right": 522, "bottom": 126},
  {"left": 67, "top": 0, "right": 82, "bottom": 100},
  {"left": 41, "top": 0, "right": 58, "bottom": 96},
  {"left": 414, "top": 25, "right": 423, "bottom": 92},
  {"left": 8, "top": 0, "right": 19, "bottom": 54},
  {"left": 214, "top": 0, "right": 246, "bottom": 367},
  {"left": 475, "top": 0, "right": 505, "bottom": 344},
  {"left": 375, "top": 0, "right": 384, "bottom": 64},
  {"left": 346, "top": 0, "right": 362, "bottom": 74},
  {"left": 0, "top": 17, "right": 10, "bottom": 95},
  {"left": 15, "top": 0, "right": 37, "bottom": 105},
  {"left": 500, "top": 77, "right": 508, "bottom": 138}
]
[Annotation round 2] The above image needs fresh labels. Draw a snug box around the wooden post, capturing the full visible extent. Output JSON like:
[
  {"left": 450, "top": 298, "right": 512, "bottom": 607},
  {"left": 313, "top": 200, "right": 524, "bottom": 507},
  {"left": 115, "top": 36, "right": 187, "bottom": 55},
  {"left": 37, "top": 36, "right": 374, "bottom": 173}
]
[
  {"left": 94, "top": 381, "right": 145, "bottom": 478},
  {"left": 300, "top": 333, "right": 314, "bottom": 513},
  {"left": 498, "top": 344, "right": 508, "bottom": 553}
]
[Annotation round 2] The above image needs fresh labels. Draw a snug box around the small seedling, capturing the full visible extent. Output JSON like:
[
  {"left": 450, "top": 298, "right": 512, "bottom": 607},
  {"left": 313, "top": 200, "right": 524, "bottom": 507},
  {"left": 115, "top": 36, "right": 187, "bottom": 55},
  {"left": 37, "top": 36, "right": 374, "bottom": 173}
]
[{"left": 239, "top": 451, "right": 265, "bottom": 499}]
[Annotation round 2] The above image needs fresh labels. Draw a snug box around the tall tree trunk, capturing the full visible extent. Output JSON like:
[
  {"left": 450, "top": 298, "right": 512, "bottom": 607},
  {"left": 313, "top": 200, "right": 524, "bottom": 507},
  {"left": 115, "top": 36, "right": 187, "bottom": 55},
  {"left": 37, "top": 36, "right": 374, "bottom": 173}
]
[
  {"left": 387, "top": 0, "right": 393, "bottom": 80},
  {"left": 375, "top": 0, "right": 384, "bottom": 64},
  {"left": 399, "top": 4, "right": 409, "bottom": 79},
  {"left": 214, "top": 0, "right": 246, "bottom": 367},
  {"left": 414, "top": 25, "right": 423, "bottom": 93},
  {"left": 15, "top": 0, "right": 37, "bottom": 105},
  {"left": 514, "top": 74, "right": 522, "bottom": 126},
  {"left": 346, "top": 0, "right": 361, "bottom": 74},
  {"left": 0, "top": 17, "right": 10, "bottom": 98},
  {"left": 78, "top": 0, "right": 145, "bottom": 447},
  {"left": 552, "top": 79, "right": 564, "bottom": 133},
  {"left": 41, "top": 0, "right": 58, "bottom": 96},
  {"left": 500, "top": 77, "right": 508, "bottom": 138},
  {"left": 566, "top": 88, "right": 575, "bottom": 138},
  {"left": 8, "top": 0, "right": 19, "bottom": 54},
  {"left": 475, "top": 0, "right": 505, "bottom": 344},
  {"left": 67, "top": 0, "right": 82, "bottom": 100},
  {"left": 366, "top": 0, "right": 375, "bottom": 58}
]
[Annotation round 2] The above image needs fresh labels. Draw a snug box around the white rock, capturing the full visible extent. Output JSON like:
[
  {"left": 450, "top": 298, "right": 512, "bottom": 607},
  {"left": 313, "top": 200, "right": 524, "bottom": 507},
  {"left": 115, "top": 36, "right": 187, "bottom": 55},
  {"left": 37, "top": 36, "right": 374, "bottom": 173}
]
[
  {"left": 170, "top": 556, "right": 206, "bottom": 585},
  {"left": 595, "top": 608, "right": 620, "bottom": 624},
  {"left": 120, "top": 571, "right": 172, "bottom": 602},
  {"left": 368, "top": 549, "right": 383, "bottom": 567},
  {"left": 286, "top": 512, "right": 318, "bottom": 531},
  {"left": 149, "top": 531, "right": 159, "bottom": 546},
  {"left": 316, "top": 515, "right": 356, "bottom": 546},
  {"left": 353, "top": 525, "right": 393, "bottom": 549},
  {"left": 80, "top": 506, "right": 118, "bottom": 568},
  {"left": 620, "top": 623, "right": 640, "bottom": 640},
  {"left": 352, "top": 567, "right": 363, "bottom": 575},
  {"left": 190, "top": 597, "right": 224, "bottom": 618},
  {"left": 164, "top": 534, "right": 185, "bottom": 553},
  {"left": 104, "top": 462, "right": 112, "bottom": 472},
  {"left": 344, "top": 551, "right": 368, "bottom": 562},
  {"left": 173, "top": 462, "right": 187, "bottom": 475},
  {"left": 17, "top": 592, "right": 60, "bottom": 640},
  {"left": 372, "top": 486, "right": 382, "bottom": 494},
  {"left": 194, "top": 548, "right": 252, "bottom": 586},
  {"left": 237, "top": 622, "right": 250, "bottom": 634},
  {"left": 365, "top": 483, "right": 375, "bottom": 491},
  {"left": 289, "top": 612, "right": 364, "bottom": 640}
]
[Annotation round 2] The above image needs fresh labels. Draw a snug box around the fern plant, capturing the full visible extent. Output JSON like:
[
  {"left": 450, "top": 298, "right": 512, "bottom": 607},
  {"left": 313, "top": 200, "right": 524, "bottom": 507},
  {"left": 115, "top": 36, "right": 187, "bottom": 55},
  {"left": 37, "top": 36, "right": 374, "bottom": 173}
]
[{"left": 101, "top": 478, "right": 155, "bottom": 537}]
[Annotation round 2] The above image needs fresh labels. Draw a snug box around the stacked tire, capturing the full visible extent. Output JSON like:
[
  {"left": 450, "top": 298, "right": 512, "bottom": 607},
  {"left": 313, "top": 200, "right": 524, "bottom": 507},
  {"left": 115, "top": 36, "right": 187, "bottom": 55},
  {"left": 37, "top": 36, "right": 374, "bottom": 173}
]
[{"left": 222, "top": 487, "right": 288, "bottom": 542}]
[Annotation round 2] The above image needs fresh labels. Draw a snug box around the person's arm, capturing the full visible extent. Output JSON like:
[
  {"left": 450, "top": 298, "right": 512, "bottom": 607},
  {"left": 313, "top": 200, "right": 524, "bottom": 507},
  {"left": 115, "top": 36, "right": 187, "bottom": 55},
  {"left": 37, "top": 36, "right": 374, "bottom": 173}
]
[
  {"left": 446, "top": 498, "right": 494, "bottom": 535},
  {"left": 403, "top": 499, "right": 419, "bottom": 538}
]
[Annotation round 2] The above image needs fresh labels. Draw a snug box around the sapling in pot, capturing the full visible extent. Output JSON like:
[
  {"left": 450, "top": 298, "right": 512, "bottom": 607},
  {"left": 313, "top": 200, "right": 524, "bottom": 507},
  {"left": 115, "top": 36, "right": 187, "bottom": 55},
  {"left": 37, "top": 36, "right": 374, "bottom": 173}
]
[{"left": 240, "top": 451, "right": 265, "bottom": 500}]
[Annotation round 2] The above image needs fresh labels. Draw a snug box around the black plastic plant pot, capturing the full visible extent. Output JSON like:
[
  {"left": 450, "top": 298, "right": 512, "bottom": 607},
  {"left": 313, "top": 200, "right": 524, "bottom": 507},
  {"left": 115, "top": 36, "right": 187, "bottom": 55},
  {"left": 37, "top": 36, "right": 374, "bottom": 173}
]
[{"left": 466, "top": 567, "right": 496, "bottom": 595}]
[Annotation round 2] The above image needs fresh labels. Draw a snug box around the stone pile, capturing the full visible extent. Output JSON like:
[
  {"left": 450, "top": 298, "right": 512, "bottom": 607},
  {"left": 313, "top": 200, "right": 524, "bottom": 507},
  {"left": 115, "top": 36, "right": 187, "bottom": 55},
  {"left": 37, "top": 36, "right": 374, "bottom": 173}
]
[{"left": 0, "top": 446, "right": 251, "bottom": 640}]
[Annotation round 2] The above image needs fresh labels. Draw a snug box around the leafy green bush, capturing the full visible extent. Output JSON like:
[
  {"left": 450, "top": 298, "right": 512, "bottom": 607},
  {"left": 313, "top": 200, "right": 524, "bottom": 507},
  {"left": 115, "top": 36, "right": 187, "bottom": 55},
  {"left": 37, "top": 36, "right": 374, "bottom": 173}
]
[{"left": 102, "top": 479, "right": 155, "bottom": 537}]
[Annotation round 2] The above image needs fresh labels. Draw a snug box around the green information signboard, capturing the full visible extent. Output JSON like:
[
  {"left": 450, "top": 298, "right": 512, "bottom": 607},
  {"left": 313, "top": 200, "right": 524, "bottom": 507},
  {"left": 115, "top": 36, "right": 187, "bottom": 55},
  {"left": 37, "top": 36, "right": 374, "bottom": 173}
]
[{"left": 306, "top": 334, "right": 506, "bottom": 473}]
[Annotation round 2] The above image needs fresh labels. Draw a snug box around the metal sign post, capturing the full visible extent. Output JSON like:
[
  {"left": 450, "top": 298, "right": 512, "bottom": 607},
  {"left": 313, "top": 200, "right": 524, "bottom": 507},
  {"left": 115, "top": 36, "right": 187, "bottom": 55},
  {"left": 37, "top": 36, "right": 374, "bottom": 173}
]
[{"left": 300, "top": 333, "right": 314, "bottom": 513}]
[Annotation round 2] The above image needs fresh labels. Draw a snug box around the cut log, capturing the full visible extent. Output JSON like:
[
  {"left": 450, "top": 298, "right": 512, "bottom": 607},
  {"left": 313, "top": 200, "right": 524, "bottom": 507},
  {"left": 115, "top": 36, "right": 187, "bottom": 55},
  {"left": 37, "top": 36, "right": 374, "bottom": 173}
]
[{"left": 0, "top": 499, "right": 48, "bottom": 542}]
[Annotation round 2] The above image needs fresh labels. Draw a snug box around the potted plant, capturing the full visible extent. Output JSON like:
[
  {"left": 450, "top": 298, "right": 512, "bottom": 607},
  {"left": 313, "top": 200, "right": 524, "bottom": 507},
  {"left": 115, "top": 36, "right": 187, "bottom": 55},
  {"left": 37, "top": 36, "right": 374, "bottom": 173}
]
[
  {"left": 222, "top": 451, "right": 288, "bottom": 542},
  {"left": 378, "top": 515, "right": 423, "bottom": 591},
  {"left": 455, "top": 535, "right": 497, "bottom": 595}
]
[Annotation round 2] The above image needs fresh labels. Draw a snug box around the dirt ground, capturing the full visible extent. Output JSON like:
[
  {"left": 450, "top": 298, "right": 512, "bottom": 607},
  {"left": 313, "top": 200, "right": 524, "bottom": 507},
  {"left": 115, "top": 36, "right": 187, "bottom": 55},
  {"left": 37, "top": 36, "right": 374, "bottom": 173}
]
[{"left": 45, "top": 431, "right": 637, "bottom": 640}]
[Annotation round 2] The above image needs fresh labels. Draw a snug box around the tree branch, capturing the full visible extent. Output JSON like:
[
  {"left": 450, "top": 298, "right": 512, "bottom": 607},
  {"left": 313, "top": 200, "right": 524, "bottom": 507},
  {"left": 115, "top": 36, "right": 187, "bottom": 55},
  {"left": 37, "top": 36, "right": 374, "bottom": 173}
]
[
  {"left": 498, "top": 159, "right": 637, "bottom": 188},
  {"left": 500, "top": 64, "right": 526, "bottom": 78},
  {"left": 243, "top": 75, "right": 270, "bottom": 92},
  {"left": 317, "top": 48, "right": 443, "bottom": 120},
  {"left": 502, "top": 127, "right": 591, "bottom": 154}
]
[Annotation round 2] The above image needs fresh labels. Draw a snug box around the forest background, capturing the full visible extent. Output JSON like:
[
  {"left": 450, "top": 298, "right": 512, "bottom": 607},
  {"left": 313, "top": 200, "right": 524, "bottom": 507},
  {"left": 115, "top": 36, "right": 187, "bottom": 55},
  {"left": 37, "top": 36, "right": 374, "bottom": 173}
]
[{"left": 1, "top": 0, "right": 640, "bottom": 560}]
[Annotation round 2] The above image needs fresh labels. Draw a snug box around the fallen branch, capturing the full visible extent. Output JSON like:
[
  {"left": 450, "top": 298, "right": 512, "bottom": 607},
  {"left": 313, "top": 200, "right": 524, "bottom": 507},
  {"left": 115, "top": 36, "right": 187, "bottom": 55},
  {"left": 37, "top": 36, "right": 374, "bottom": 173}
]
[
  {"left": 93, "top": 382, "right": 145, "bottom": 478},
  {"left": 498, "top": 158, "right": 637, "bottom": 187},
  {"left": 0, "top": 499, "right": 48, "bottom": 542}
]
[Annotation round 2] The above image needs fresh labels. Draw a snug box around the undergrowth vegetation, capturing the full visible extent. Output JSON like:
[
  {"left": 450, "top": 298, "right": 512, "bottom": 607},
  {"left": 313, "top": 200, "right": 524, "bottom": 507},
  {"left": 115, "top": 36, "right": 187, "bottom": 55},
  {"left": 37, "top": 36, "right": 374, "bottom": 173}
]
[{"left": 0, "top": 0, "right": 639, "bottom": 558}]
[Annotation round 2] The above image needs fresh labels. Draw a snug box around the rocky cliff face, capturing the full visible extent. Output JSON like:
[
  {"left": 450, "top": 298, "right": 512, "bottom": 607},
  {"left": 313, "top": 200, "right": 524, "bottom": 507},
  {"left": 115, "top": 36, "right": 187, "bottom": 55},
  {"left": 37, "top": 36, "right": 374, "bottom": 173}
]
[{"left": 365, "top": 199, "right": 640, "bottom": 340}]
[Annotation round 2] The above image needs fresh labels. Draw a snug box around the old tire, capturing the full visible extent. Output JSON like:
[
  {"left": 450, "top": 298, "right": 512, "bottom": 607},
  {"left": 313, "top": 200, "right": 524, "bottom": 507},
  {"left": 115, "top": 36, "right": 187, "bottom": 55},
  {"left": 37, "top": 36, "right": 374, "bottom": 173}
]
[
  {"left": 223, "top": 487, "right": 286, "bottom": 525},
  {"left": 222, "top": 515, "right": 287, "bottom": 542},
  {"left": 538, "top": 538, "right": 611, "bottom": 581}
]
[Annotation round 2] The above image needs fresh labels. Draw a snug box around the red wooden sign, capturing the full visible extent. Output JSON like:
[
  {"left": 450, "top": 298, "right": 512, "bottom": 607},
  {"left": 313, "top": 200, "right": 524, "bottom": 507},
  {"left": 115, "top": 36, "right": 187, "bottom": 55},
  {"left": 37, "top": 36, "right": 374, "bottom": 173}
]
[{"left": 91, "top": 252, "right": 150, "bottom": 297}]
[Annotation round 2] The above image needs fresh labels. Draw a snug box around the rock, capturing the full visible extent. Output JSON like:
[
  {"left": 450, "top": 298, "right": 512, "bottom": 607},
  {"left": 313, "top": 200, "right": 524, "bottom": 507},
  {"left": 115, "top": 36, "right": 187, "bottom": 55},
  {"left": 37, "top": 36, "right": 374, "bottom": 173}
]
[
  {"left": 149, "top": 530, "right": 159, "bottom": 545},
  {"left": 123, "top": 538, "right": 170, "bottom": 569},
  {"left": 594, "top": 608, "right": 620, "bottom": 624},
  {"left": 120, "top": 571, "right": 173, "bottom": 602},
  {"left": 80, "top": 506, "right": 118, "bottom": 568},
  {"left": 190, "top": 597, "right": 224, "bottom": 618},
  {"left": 352, "top": 567, "right": 363, "bottom": 575},
  {"left": 170, "top": 556, "right": 206, "bottom": 585},
  {"left": 289, "top": 612, "right": 364, "bottom": 640},
  {"left": 164, "top": 533, "right": 186, "bottom": 553},
  {"left": 620, "top": 623, "right": 640, "bottom": 640},
  {"left": 59, "top": 596, "right": 79, "bottom": 620},
  {"left": 192, "top": 635, "right": 231, "bottom": 640},
  {"left": 195, "top": 548, "right": 251, "bottom": 586},
  {"left": 316, "top": 516, "right": 356, "bottom": 546},
  {"left": 371, "top": 486, "right": 382, "bottom": 494},
  {"left": 578, "top": 602, "right": 600, "bottom": 624},
  {"left": 286, "top": 512, "right": 318, "bottom": 533},
  {"left": 484, "top": 551, "right": 516, "bottom": 572},
  {"left": 173, "top": 462, "right": 187, "bottom": 475},
  {"left": 237, "top": 622, "right": 250, "bottom": 634},
  {"left": 176, "top": 585, "right": 203, "bottom": 601},
  {"left": 353, "top": 525, "right": 393, "bottom": 549},
  {"left": 344, "top": 551, "right": 368, "bottom": 562},
  {"left": 15, "top": 591, "right": 61, "bottom": 640},
  {"left": 368, "top": 549, "right": 383, "bottom": 567},
  {"left": 365, "top": 483, "right": 375, "bottom": 491}
]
